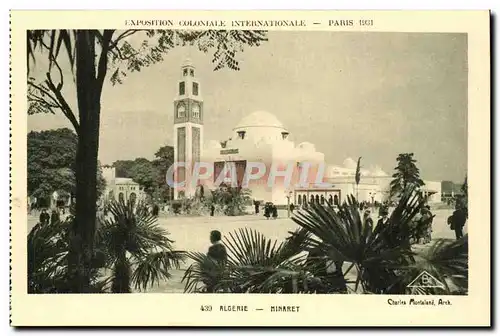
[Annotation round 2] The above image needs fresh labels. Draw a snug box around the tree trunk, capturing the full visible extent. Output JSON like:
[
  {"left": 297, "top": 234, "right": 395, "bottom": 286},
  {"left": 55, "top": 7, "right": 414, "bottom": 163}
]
[
  {"left": 111, "top": 251, "right": 131, "bottom": 293},
  {"left": 67, "top": 31, "right": 101, "bottom": 292}
]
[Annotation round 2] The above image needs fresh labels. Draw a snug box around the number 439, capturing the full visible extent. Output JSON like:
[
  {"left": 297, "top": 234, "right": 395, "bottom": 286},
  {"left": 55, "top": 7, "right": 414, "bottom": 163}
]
[{"left": 200, "top": 305, "right": 212, "bottom": 311}]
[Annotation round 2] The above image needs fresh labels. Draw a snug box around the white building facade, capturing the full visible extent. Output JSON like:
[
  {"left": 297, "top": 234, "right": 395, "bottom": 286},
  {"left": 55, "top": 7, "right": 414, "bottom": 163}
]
[
  {"left": 102, "top": 166, "right": 146, "bottom": 204},
  {"left": 172, "top": 61, "right": 442, "bottom": 206}
]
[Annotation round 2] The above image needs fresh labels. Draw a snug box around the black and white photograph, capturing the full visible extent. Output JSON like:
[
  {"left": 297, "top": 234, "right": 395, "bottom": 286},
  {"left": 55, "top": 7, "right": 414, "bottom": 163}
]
[
  {"left": 10, "top": 10, "right": 490, "bottom": 327},
  {"left": 26, "top": 29, "right": 469, "bottom": 296}
]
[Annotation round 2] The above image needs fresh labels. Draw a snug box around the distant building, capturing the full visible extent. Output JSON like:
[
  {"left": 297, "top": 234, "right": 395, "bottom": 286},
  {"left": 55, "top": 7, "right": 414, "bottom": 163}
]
[
  {"left": 441, "top": 180, "right": 464, "bottom": 202},
  {"left": 172, "top": 60, "right": 442, "bottom": 206},
  {"left": 102, "top": 166, "right": 145, "bottom": 203}
]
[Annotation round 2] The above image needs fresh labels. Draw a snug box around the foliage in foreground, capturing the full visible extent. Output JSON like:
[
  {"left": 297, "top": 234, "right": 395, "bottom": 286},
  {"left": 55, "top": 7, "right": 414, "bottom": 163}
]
[
  {"left": 182, "top": 187, "right": 468, "bottom": 294},
  {"left": 28, "top": 200, "right": 185, "bottom": 293}
]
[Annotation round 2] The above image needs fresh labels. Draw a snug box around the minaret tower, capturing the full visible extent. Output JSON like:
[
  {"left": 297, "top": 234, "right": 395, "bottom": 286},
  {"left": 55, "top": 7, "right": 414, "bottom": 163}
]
[{"left": 173, "top": 59, "right": 204, "bottom": 199}]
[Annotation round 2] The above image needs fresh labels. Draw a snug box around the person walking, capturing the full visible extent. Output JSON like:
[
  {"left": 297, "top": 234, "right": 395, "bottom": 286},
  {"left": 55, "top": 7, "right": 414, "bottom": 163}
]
[
  {"left": 363, "top": 209, "right": 374, "bottom": 230},
  {"left": 50, "top": 209, "right": 60, "bottom": 225},
  {"left": 39, "top": 209, "right": 50, "bottom": 225},
  {"left": 272, "top": 205, "right": 278, "bottom": 219},
  {"left": 421, "top": 205, "right": 435, "bottom": 244},
  {"left": 210, "top": 204, "right": 215, "bottom": 217},
  {"left": 152, "top": 203, "right": 159, "bottom": 217},
  {"left": 254, "top": 200, "right": 260, "bottom": 215},
  {"left": 377, "top": 209, "right": 389, "bottom": 227}
]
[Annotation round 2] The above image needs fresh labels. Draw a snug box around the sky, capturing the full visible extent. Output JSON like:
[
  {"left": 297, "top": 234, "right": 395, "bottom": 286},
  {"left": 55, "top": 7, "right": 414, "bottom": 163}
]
[{"left": 28, "top": 31, "right": 468, "bottom": 182}]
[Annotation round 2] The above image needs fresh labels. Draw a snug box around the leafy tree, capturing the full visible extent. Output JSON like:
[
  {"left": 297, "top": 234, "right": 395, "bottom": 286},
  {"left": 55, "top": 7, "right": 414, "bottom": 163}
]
[
  {"left": 27, "top": 28, "right": 267, "bottom": 291},
  {"left": 389, "top": 153, "right": 425, "bottom": 199},
  {"left": 208, "top": 185, "right": 252, "bottom": 216},
  {"left": 28, "top": 128, "right": 106, "bottom": 206},
  {"left": 113, "top": 160, "right": 137, "bottom": 178},
  {"left": 128, "top": 158, "right": 157, "bottom": 194},
  {"left": 152, "top": 145, "right": 174, "bottom": 201}
]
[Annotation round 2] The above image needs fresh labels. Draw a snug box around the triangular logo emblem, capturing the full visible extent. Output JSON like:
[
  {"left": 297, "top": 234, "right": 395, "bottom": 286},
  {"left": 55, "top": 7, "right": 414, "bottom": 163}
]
[{"left": 407, "top": 271, "right": 445, "bottom": 289}]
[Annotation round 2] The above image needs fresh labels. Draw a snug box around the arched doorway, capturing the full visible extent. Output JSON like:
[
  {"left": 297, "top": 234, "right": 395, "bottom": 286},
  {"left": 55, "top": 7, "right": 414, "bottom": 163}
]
[
  {"left": 334, "top": 194, "right": 339, "bottom": 206},
  {"left": 130, "top": 192, "right": 137, "bottom": 206},
  {"left": 328, "top": 195, "right": 333, "bottom": 205},
  {"left": 310, "top": 195, "right": 314, "bottom": 204},
  {"left": 315, "top": 195, "right": 320, "bottom": 204},
  {"left": 320, "top": 195, "right": 325, "bottom": 205},
  {"left": 118, "top": 192, "right": 125, "bottom": 203},
  {"left": 297, "top": 194, "right": 302, "bottom": 206}
]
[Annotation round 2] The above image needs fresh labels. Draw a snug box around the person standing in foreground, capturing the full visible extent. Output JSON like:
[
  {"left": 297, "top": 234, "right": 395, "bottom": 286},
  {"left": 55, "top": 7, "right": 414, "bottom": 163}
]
[
  {"left": 204, "top": 230, "right": 228, "bottom": 293},
  {"left": 207, "top": 230, "right": 227, "bottom": 263},
  {"left": 450, "top": 202, "right": 467, "bottom": 240}
]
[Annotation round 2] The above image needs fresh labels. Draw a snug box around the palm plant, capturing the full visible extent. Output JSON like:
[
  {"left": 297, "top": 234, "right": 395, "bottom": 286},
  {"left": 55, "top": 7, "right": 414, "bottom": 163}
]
[
  {"left": 405, "top": 236, "right": 468, "bottom": 295},
  {"left": 28, "top": 217, "right": 106, "bottom": 293},
  {"left": 182, "top": 227, "right": 317, "bottom": 293},
  {"left": 293, "top": 187, "right": 468, "bottom": 294},
  {"left": 182, "top": 185, "right": 468, "bottom": 295},
  {"left": 96, "top": 199, "right": 186, "bottom": 293}
]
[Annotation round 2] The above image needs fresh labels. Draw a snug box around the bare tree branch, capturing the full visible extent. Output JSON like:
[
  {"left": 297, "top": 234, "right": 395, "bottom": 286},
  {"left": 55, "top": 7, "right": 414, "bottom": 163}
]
[
  {"left": 48, "top": 54, "right": 65, "bottom": 91},
  {"left": 110, "top": 29, "right": 140, "bottom": 48},
  {"left": 45, "top": 72, "right": 80, "bottom": 135},
  {"left": 96, "top": 30, "right": 115, "bottom": 91}
]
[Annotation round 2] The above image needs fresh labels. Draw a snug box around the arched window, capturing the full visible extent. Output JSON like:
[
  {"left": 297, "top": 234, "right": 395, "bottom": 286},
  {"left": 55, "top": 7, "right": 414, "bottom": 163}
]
[
  {"left": 315, "top": 195, "right": 320, "bottom": 204},
  {"left": 177, "top": 104, "right": 186, "bottom": 118},
  {"left": 118, "top": 192, "right": 124, "bottom": 202},
  {"left": 310, "top": 195, "right": 315, "bottom": 204}
]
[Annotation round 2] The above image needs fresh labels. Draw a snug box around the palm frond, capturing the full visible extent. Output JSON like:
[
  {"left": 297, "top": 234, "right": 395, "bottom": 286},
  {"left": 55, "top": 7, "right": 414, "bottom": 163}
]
[{"left": 132, "top": 250, "right": 186, "bottom": 291}]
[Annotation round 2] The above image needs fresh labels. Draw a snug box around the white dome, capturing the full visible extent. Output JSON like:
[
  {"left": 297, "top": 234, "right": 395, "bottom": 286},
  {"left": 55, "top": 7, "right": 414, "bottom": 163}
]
[
  {"left": 371, "top": 165, "right": 389, "bottom": 177},
  {"left": 343, "top": 157, "right": 357, "bottom": 169},
  {"left": 182, "top": 58, "right": 194, "bottom": 67},
  {"left": 234, "top": 111, "right": 285, "bottom": 130},
  {"left": 298, "top": 142, "right": 316, "bottom": 151}
]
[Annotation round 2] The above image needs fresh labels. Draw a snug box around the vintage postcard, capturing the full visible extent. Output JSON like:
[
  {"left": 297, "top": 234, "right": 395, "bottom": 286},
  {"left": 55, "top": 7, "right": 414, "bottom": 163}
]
[{"left": 10, "top": 10, "right": 490, "bottom": 326}]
